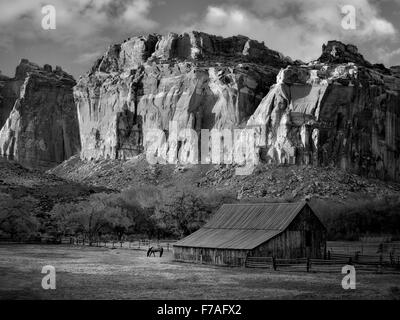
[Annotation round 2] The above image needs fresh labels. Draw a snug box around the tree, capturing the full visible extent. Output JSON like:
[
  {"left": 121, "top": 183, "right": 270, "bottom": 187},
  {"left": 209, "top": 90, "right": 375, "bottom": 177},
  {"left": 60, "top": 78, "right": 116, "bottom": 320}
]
[
  {"left": 154, "top": 189, "right": 211, "bottom": 237},
  {"left": 118, "top": 186, "right": 162, "bottom": 237},
  {"left": 50, "top": 193, "right": 132, "bottom": 244},
  {"left": 0, "top": 194, "right": 39, "bottom": 240}
]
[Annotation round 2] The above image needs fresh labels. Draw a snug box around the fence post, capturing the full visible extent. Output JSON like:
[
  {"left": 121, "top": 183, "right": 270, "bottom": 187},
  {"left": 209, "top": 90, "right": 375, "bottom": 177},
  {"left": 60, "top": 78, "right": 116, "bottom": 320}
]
[
  {"left": 378, "top": 255, "right": 383, "bottom": 274},
  {"left": 272, "top": 257, "right": 277, "bottom": 271}
]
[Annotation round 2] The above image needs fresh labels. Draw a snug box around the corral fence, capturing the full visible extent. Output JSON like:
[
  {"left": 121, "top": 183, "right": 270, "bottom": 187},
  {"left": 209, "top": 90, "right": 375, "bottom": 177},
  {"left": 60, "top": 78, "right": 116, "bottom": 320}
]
[
  {"left": 245, "top": 251, "right": 400, "bottom": 274},
  {"left": 0, "top": 236, "right": 177, "bottom": 252},
  {"left": 244, "top": 256, "right": 400, "bottom": 273},
  {"left": 174, "top": 253, "right": 246, "bottom": 267},
  {"left": 327, "top": 240, "right": 400, "bottom": 257},
  {"left": 0, "top": 236, "right": 62, "bottom": 244},
  {"left": 65, "top": 237, "right": 177, "bottom": 252},
  {"left": 242, "top": 241, "right": 400, "bottom": 273}
]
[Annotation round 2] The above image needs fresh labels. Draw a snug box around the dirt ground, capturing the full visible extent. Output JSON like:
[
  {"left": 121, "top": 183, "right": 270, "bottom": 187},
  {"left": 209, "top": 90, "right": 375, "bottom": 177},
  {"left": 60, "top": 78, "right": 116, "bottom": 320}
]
[{"left": 0, "top": 244, "right": 399, "bottom": 300}]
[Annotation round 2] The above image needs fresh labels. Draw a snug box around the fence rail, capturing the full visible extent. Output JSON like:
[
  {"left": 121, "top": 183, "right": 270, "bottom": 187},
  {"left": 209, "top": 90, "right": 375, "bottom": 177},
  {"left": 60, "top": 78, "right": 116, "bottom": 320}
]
[
  {"left": 0, "top": 237, "right": 177, "bottom": 251},
  {"left": 245, "top": 257, "right": 273, "bottom": 268},
  {"left": 244, "top": 254, "right": 400, "bottom": 274}
]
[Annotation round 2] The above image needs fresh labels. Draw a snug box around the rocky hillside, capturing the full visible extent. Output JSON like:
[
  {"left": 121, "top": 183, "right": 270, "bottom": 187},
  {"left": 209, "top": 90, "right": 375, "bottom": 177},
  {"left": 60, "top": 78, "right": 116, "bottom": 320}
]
[
  {"left": 49, "top": 154, "right": 400, "bottom": 205},
  {"left": 0, "top": 157, "right": 108, "bottom": 215},
  {"left": 72, "top": 32, "right": 400, "bottom": 183},
  {"left": 0, "top": 59, "right": 81, "bottom": 170}
]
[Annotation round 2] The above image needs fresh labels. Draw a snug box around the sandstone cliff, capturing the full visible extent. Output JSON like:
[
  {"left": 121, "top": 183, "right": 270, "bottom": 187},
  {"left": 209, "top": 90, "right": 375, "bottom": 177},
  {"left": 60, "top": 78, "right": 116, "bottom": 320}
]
[
  {"left": 0, "top": 72, "right": 22, "bottom": 130},
  {"left": 75, "top": 33, "right": 400, "bottom": 181},
  {"left": 0, "top": 59, "right": 81, "bottom": 169},
  {"left": 248, "top": 41, "right": 400, "bottom": 181},
  {"left": 75, "top": 31, "right": 289, "bottom": 161}
]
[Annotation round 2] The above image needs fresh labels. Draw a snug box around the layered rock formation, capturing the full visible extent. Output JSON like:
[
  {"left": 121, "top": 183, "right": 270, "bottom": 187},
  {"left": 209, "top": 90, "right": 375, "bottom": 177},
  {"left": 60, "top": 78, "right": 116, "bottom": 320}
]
[
  {"left": 248, "top": 41, "right": 400, "bottom": 181},
  {"left": 71, "top": 32, "right": 400, "bottom": 182},
  {"left": 75, "top": 31, "right": 289, "bottom": 161},
  {"left": 0, "top": 59, "right": 81, "bottom": 169}
]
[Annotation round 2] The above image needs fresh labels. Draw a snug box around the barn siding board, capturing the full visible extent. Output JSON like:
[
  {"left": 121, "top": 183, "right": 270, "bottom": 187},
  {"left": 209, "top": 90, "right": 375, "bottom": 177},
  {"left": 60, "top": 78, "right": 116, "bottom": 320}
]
[{"left": 173, "top": 202, "right": 327, "bottom": 265}]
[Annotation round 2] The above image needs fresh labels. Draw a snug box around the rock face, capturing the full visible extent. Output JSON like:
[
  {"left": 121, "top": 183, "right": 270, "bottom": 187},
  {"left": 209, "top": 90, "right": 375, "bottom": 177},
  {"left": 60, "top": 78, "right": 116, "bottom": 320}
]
[
  {"left": 248, "top": 41, "right": 400, "bottom": 181},
  {"left": 75, "top": 31, "right": 288, "bottom": 161},
  {"left": 0, "top": 59, "right": 81, "bottom": 170},
  {"left": 0, "top": 72, "right": 22, "bottom": 130},
  {"left": 74, "top": 33, "right": 400, "bottom": 181}
]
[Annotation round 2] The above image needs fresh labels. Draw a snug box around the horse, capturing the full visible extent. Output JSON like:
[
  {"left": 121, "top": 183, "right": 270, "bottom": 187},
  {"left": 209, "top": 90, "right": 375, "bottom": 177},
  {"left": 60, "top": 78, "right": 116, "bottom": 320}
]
[{"left": 147, "top": 246, "right": 164, "bottom": 257}]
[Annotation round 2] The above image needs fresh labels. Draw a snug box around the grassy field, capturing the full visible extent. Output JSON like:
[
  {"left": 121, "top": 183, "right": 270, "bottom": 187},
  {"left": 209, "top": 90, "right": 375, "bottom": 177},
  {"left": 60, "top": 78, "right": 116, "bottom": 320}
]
[{"left": 0, "top": 244, "right": 399, "bottom": 300}]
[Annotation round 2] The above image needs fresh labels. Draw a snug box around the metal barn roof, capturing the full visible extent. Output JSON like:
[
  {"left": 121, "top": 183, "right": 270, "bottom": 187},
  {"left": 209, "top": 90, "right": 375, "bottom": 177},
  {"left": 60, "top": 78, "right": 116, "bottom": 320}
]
[{"left": 174, "top": 202, "right": 309, "bottom": 250}]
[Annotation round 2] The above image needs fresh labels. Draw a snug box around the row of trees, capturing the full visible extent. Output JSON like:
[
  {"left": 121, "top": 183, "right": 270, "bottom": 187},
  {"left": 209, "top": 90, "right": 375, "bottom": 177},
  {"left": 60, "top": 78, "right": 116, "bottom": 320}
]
[
  {"left": 50, "top": 186, "right": 234, "bottom": 243},
  {"left": 0, "top": 186, "right": 235, "bottom": 243},
  {"left": 2, "top": 189, "right": 400, "bottom": 242}
]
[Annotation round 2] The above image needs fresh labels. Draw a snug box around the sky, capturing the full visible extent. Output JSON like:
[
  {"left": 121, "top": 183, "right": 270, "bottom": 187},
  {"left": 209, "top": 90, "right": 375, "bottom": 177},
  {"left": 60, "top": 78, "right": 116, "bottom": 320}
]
[{"left": 0, "top": 0, "right": 399, "bottom": 79}]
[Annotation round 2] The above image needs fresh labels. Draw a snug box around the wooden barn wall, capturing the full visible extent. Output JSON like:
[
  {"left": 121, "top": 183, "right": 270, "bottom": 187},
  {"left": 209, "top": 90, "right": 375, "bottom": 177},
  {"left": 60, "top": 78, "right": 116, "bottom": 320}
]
[
  {"left": 250, "top": 206, "right": 327, "bottom": 259},
  {"left": 173, "top": 246, "right": 248, "bottom": 266}
]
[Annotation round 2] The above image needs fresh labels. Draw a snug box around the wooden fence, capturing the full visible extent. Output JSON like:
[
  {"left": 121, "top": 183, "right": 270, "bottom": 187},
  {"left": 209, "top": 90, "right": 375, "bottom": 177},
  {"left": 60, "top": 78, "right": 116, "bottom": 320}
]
[
  {"left": 67, "top": 238, "right": 177, "bottom": 251},
  {"left": 327, "top": 241, "right": 400, "bottom": 256},
  {"left": 245, "top": 257, "right": 274, "bottom": 269},
  {"left": 174, "top": 253, "right": 245, "bottom": 267},
  {"left": 245, "top": 253, "right": 400, "bottom": 274},
  {"left": 0, "top": 236, "right": 177, "bottom": 251}
]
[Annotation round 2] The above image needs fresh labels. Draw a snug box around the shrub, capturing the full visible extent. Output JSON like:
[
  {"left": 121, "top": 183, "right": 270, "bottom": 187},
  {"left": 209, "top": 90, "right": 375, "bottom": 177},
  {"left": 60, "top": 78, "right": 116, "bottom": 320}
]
[{"left": 0, "top": 194, "right": 39, "bottom": 240}]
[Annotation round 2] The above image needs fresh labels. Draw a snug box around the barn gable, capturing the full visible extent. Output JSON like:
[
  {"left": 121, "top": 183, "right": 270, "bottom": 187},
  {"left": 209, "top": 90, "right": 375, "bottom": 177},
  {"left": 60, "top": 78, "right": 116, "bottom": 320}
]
[{"left": 174, "top": 201, "right": 315, "bottom": 250}]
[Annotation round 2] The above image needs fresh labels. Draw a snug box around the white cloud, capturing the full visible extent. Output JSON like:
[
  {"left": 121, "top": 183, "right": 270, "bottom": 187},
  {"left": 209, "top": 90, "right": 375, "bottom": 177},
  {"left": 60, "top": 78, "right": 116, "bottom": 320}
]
[
  {"left": 0, "top": 0, "right": 158, "bottom": 52},
  {"left": 367, "top": 18, "right": 396, "bottom": 35},
  {"left": 376, "top": 47, "right": 400, "bottom": 66}
]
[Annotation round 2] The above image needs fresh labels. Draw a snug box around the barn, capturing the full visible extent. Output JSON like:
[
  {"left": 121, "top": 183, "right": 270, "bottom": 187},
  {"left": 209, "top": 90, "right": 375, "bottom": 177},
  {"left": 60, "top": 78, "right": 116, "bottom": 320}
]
[{"left": 173, "top": 201, "right": 326, "bottom": 266}]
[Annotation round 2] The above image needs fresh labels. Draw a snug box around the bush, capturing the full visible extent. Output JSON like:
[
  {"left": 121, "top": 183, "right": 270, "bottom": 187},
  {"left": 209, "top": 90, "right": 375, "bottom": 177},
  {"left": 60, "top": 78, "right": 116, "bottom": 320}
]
[
  {"left": 50, "top": 193, "right": 132, "bottom": 243},
  {"left": 0, "top": 194, "right": 39, "bottom": 240}
]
